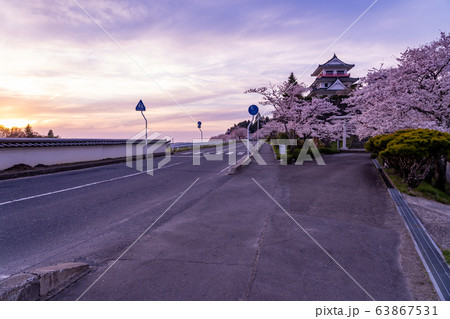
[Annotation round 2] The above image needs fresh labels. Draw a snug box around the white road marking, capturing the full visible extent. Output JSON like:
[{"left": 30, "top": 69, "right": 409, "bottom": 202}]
[
  {"left": 252, "top": 178, "right": 376, "bottom": 301},
  {"left": 76, "top": 177, "right": 200, "bottom": 301},
  {"left": 0, "top": 144, "right": 252, "bottom": 206},
  {"left": 217, "top": 165, "right": 232, "bottom": 175},
  {"left": 0, "top": 162, "right": 185, "bottom": 207}
]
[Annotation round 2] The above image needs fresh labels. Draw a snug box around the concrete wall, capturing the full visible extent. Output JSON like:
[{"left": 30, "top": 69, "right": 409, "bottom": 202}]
[{"left": 0, "top": 140, "right": 169, "bottom": 171}]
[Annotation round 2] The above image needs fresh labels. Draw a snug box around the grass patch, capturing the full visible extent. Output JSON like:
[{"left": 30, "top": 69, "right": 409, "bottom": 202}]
[
  {"left": 318, "top": 147, "right": 339, "bottom": 155},
  {"left": 442, "top": 250, "right": 450, "bottom": 265},
  {"left": 416, "top": 182, "right": 450, "bottom": 204},
  {"left": 384, "top": 168, "right": 450, "bottom": 205},
  {"left": 329, "top": 141, "right": 339, "bottom": 152},
  {"left": 271, "top": 141, "right": 340, "bottom": 164},
  {"left": 173, "top": 146, "right": 192, "bottom": 153},
  {"left": 329, "top": 138, "right": 352, "bottom": 151}
]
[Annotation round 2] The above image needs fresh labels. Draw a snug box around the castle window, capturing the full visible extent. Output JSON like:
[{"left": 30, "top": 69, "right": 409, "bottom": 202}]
[
  {"left": 325, "top": 83, "right": 329, "bottom": 87},
  {"left": 326, "top": 70, "right": 333, "bottom": 75},
  {"left": 337, "top": 70, "right": 345, "bottom": 75}
]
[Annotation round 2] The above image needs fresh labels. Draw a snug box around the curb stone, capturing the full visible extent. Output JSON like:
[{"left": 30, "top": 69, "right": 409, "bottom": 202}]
[
  {"left": 227, "top": 140, "right": 264, "bottom": 175},
  {"left": 227, "top": 156, "right": 250, "bottom": 175},
  {"left": 0, "top": 262, "right": 90, "bottom": 301}
]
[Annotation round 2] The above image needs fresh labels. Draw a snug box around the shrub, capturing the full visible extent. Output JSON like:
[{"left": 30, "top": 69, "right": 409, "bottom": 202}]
[
  {"left": 364, "top": 133, "right": 395, "bottom": 155},
  {"left": 292, "top": 148, "right": 301, "bottom": 161},
  {"left": 318, "top": 147, "right": 339, "bottom": 155},
  {"left": 366, "top": 129, "right": 450, "bottom": 189}
]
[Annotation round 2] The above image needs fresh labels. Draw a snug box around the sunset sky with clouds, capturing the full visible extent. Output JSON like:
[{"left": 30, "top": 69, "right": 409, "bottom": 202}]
[{"left": 0, "top": 0, "right": 449, "bottom": 141}]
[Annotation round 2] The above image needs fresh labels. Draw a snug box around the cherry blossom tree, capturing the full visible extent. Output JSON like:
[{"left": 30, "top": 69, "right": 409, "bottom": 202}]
[
  {"left": 346, "top": 32, "right": 450, "bottom": 138},
  {"left": 289, "top": 97, "right": 340, "bottom": 140},
  {"left": 245, "top": 80, "right": 339, "bottom": 140},
  {"left": 245, "top": 81, "right": 307, "bottom": 140},
  {"left": 254, "top": 120, "right": 283, "bottom": 139},
  {"left": 230, "top": 127, "right": 247, "bottom": 140}
]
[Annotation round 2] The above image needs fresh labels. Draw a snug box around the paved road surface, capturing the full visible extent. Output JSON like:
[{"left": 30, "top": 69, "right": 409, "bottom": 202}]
[
  {"left": 0, "top": 143, "right": 247, "bottom": 279},
  {"left": 0, "top": 143, "right": 436, "bottom": 300}
]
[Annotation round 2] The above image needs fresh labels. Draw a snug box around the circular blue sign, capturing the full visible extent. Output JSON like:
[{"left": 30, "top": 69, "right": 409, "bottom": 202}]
[{"left": 248, "top": 104, "right": 259, "bottom": 116}]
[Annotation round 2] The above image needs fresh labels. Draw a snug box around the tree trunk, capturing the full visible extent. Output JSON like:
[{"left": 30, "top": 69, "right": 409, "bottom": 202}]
[{"left": 433, "top": 156, "right": 447, "bottom": 192}]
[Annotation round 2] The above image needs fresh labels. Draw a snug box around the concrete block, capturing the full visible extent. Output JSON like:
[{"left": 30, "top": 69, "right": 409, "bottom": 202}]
[
  {"left": 29, "top": 262, "right": 90, "bottom": 298},
  {"left": 0, "top": 262, "right": 90, "bottom": 301},
  {"left": 0, "top": 273, "right": 40, "bottom": 301}
]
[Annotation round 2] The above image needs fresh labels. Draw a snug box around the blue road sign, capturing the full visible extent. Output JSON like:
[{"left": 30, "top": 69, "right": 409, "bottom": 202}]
[
  {"left": 135, "top": 99, "right": 146, "bottom": 111},
  {"left": 197, "top": 121, "right": 202, "bottom": 128},
  {"left": 248, "top": 104, "right": 259, "bottom": 116}
]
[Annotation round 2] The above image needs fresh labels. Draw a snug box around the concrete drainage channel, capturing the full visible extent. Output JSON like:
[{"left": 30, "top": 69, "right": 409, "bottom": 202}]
[
  {"left": 0, "top": 263, "right": 90, "bottom": 301},
  {"left": 372, "top": 159, "right": 450, "bottom": 301}
]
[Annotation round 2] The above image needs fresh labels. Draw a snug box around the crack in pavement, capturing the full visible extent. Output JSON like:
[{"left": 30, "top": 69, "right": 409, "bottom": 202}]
[{"left": 241, "top": 205, "right": 271, "bottom": 301}]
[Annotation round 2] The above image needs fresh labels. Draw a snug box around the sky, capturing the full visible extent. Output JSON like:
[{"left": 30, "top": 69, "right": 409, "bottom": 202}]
[{"left": 0, "top": 0, "right": 449, "bottom": 142}]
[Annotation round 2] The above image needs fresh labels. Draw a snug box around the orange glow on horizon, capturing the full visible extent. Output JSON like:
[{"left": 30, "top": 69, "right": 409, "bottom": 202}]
[{"left": 0, "top": 119, "right": 36, "bottom": 129}]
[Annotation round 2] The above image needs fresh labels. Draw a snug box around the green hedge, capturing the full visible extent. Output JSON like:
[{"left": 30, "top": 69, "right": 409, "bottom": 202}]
[{"left": 365, "top": 129, "right": 450, "bottom": 189}]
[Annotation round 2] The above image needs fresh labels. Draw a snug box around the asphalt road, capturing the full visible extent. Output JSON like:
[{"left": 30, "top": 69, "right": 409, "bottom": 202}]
[
  {"left": 0, "top": 143, "right": 436, "bottom": 300},
  {"left": 0, "top": 143, "right": 248, "bottom": 279}
]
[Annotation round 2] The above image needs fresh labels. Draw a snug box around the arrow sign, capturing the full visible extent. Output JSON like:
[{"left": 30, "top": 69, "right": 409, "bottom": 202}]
[
  {"left": 248, "top": 104, "right": 259, "bottom": 116},
  {"left": 135, "top": 99, "right": 146, "bottom": 111}
]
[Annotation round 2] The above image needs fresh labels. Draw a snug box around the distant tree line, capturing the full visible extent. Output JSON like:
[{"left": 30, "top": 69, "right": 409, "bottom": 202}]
[
  {"left": 230, "top": 116, "right": 270, "bottom": 134},
  {"left": 0, "top": 124, "right": 59, "bottom": 138}
]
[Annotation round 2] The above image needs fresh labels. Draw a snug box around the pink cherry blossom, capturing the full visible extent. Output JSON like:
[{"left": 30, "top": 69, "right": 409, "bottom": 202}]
[
  {"left": 245, "top": 81, "right": 340, "bottom": 140},
  {"left": 345, "top": 32, "right": 450, "bottom": 139}
]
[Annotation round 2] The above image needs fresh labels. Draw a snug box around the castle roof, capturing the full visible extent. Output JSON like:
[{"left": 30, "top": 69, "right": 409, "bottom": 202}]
[
  {"left": 310, "top": 77, "right": 359, "bottom": 84},
  {"left": 311, "top": 54, "right": 355, "bottom": 76}
]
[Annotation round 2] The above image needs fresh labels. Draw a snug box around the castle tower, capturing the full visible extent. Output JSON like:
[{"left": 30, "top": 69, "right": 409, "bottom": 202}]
[{"left": 308, "top": 54, "right": 358, "bottom": 97}]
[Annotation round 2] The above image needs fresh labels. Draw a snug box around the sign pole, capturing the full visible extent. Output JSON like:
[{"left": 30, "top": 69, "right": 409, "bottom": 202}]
[
  {"left": 247, "top": 115, "right": 255, "bottom": 158},
  {"left": 197, "top": 121, "right": 203, "bottom": 143},
  {"left": 247, "top": 105, "right": 259, "bottom": 159},
  {"left": 141, "top": 110, "right": 147, "bottom": 157},
  {"left": 135, "top": 99, "right": 147, "bottom": 159}
]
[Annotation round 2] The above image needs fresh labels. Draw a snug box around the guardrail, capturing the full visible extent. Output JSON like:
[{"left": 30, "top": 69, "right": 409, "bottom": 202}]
[{"left": 171, "top": 141, "right": 225, "bottom": 152}]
